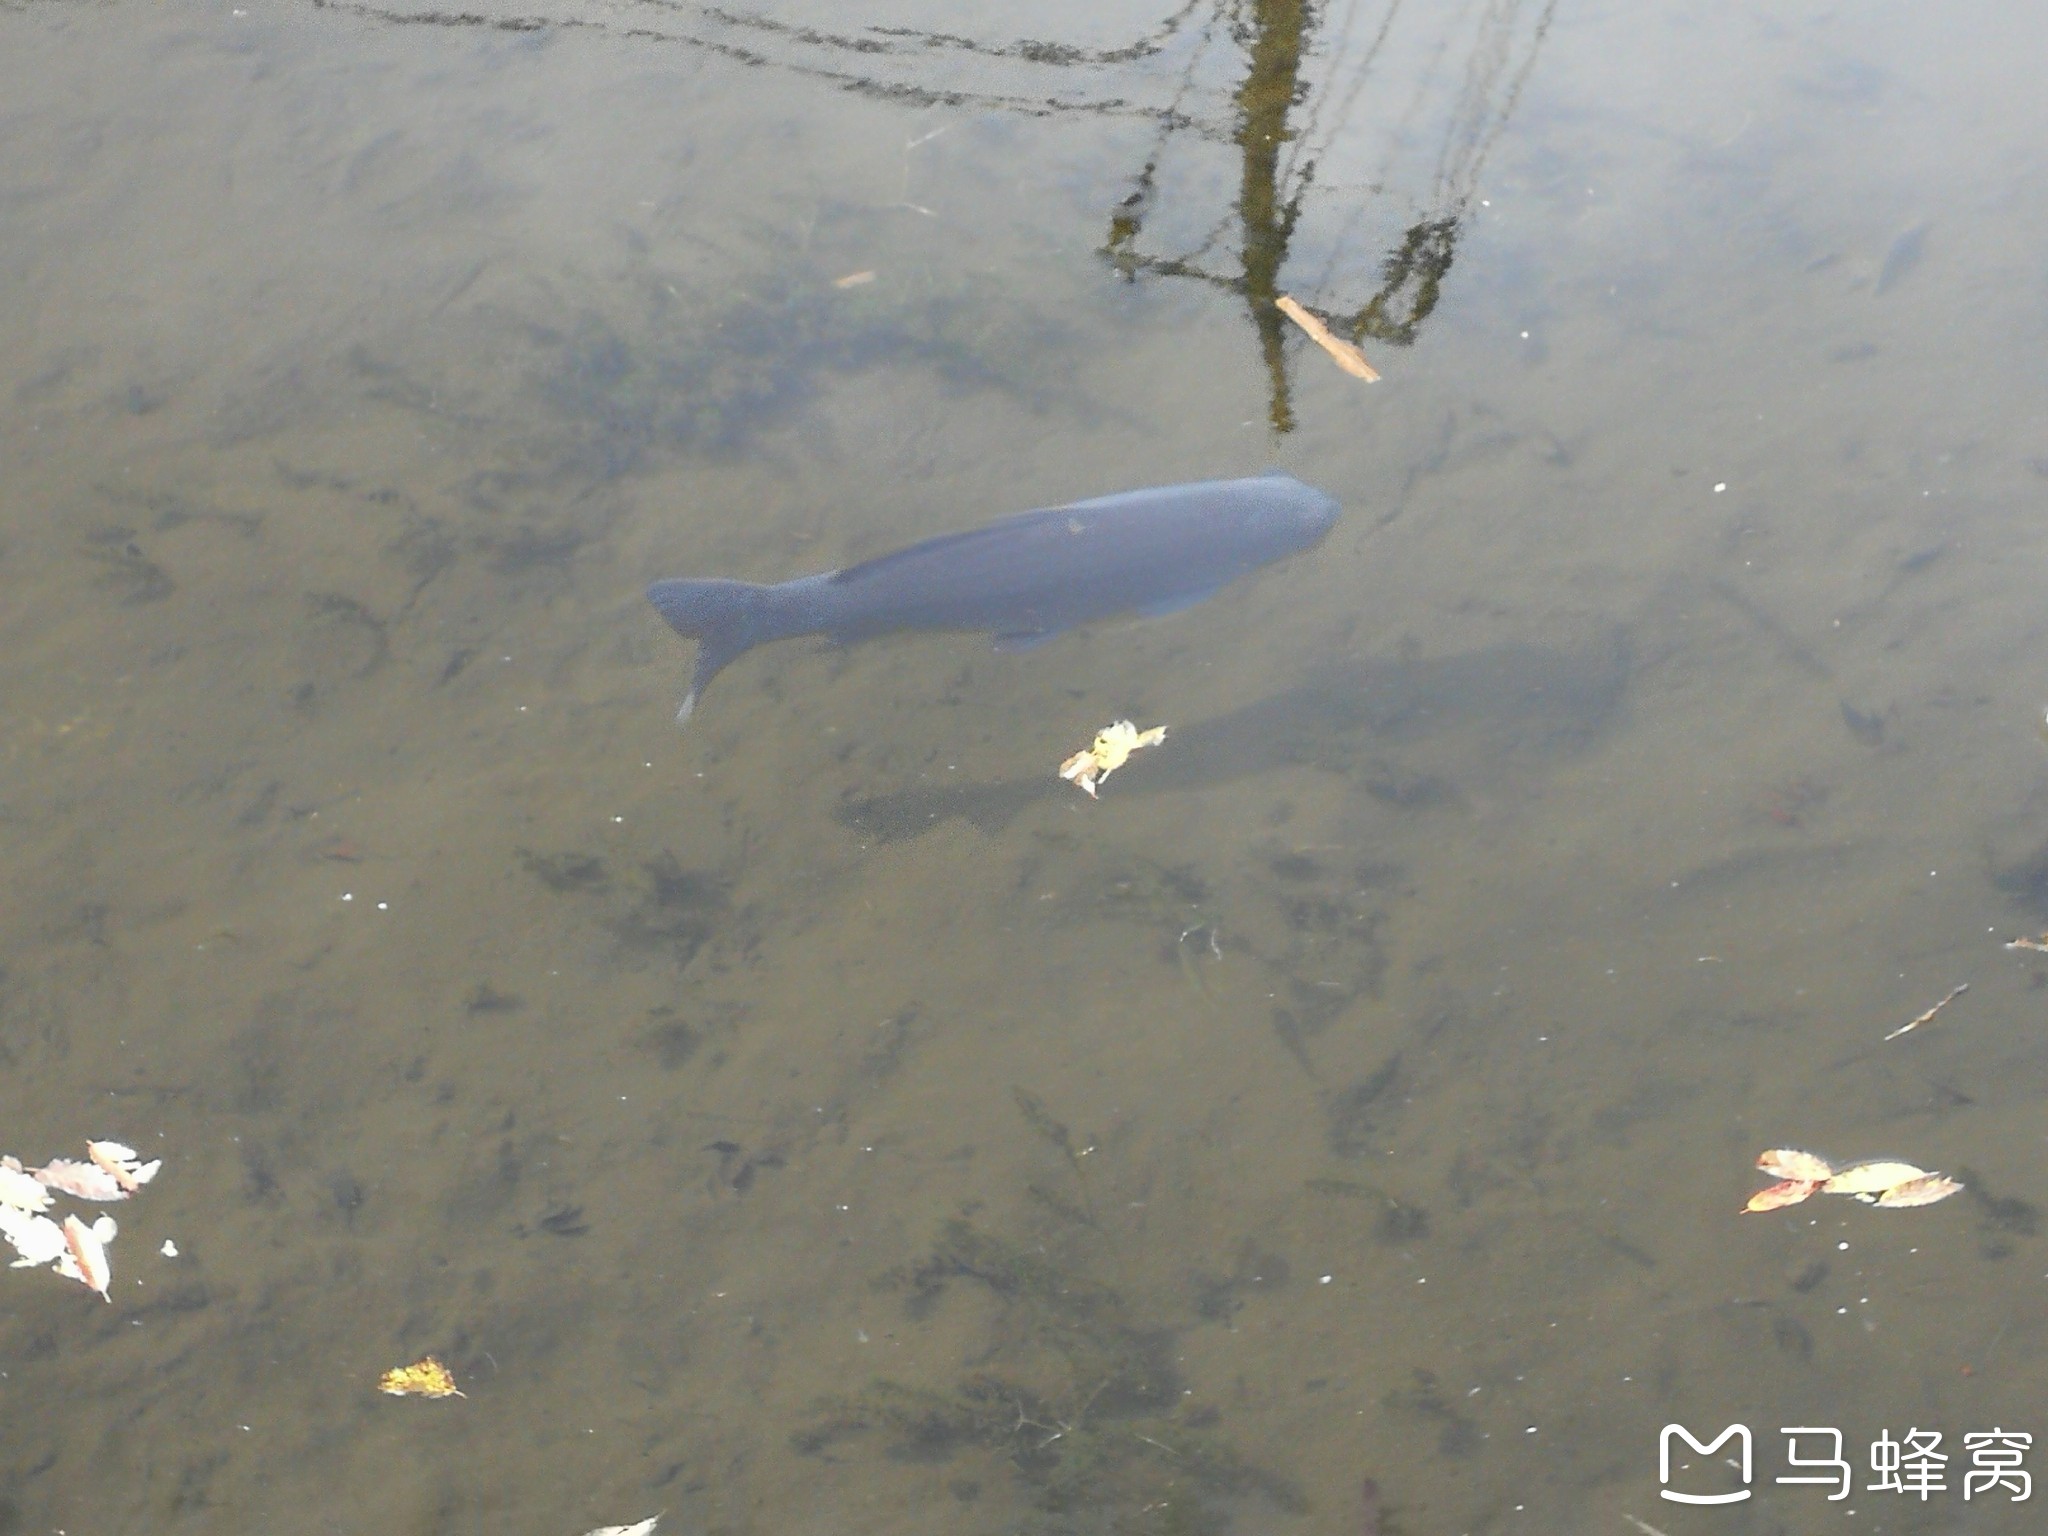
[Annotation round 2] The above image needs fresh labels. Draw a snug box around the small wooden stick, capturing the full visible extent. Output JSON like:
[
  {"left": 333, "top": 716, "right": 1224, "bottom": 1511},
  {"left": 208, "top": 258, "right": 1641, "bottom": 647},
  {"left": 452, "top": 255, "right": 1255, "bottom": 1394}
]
[
  {"left": 1275, "top": 295, "right": 1380, "bottom": 381},
  {"left": 1885, "top": 982, "right": 1967, "bottom": 1041}
]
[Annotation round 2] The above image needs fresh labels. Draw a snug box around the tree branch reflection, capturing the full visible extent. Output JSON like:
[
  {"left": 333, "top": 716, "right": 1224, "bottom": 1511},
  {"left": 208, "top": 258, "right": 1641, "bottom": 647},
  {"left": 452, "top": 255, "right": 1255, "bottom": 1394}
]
[{"left": 303, "top": 0, "right": 1554, "bottom": 433}]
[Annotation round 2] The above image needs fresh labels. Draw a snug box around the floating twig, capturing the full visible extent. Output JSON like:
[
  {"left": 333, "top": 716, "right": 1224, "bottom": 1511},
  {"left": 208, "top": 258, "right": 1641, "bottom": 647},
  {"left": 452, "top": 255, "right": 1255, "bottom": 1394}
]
[
  {"left": 1884, "top": 982, "right": 1966, "bottom": 1041},
  {"left": 1275, "top": 295, "right": 1380, "bottom": 381}
]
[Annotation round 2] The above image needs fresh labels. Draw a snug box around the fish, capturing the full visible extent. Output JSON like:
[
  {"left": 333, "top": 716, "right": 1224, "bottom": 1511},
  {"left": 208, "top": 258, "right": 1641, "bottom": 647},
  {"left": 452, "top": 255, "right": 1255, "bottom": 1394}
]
[{"left": 647, "top": 472, "right": 1340, "bottom": 720}]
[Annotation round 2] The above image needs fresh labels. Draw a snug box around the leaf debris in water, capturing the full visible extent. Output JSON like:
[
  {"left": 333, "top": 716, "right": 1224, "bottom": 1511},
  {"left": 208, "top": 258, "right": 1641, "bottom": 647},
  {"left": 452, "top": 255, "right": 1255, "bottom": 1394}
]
[
  {"left": 1743, "top": 1178, "right": 1822, "bottom": 1214},
  {"left": 1820, "top": 1160, "right": 1929, "bottom": 1197},
  {"left": 1059, "top": 720, "right": 1166, "bottom": 798},
  {"left": 1, "top": 1138, "right": 158, "bottom": 1298},
  {"left": 85, "top": 1140, "right": 162, "bottom": 1194},
  {"left": 1744, "top": 1148, "right": 1961, "bottom": 1213},
  {"left": 1757, "top": 1148, "right": 1834, "bottom": 1183},
  {"left": 0, "top": 1160, "right": 54, "bottom": 1213},
  {"left": 1867, "top": 1174, "right": 1964, "bottom": 1209},
  {"left": 378, "top": 1356, "right": 466, "bottom": 1399},
  {"left": 0, "top": 1205, "right": 70, "bottom": 1267},
  {"left": 58, "top": 1214, "right": 116, "bottom": 1302}
]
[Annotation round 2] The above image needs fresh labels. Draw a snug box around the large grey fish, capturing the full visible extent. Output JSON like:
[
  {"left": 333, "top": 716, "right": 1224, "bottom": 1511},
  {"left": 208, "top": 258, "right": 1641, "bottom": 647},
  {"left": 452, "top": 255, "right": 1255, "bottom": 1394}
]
[{"left": 647, "top": 471, "right": 1340, "bottom": 720}]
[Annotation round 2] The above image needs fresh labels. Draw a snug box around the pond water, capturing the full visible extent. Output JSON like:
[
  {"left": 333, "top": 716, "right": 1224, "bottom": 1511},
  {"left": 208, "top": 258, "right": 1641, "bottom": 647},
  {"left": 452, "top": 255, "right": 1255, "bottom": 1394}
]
[{"left": 2, "top": 2, "right": 2046, "bottom": 1532}]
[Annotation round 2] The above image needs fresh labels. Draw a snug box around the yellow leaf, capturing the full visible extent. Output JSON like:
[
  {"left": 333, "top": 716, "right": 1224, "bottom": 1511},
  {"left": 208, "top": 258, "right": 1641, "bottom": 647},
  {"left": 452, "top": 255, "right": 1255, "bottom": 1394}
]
[
  {"left": 378, "top": 1356, "right": 465, "bottom": 1399},
  {"left": 1058, "top": 720, "right": 1167, "bottom": 797}
]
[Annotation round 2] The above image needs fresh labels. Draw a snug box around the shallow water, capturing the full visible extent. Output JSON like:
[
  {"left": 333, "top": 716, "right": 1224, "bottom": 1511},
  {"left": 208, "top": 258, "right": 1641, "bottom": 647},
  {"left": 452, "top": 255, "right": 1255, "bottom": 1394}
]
[{"left": 3, "top": 2, "right": 2047, "bottom": 1532}]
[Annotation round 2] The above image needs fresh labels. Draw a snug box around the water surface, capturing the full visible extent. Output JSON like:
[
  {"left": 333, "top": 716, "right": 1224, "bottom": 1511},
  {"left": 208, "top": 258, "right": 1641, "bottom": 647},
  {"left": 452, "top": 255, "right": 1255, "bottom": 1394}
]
[{"left": 3, "top": 2, "right": 2046, "bottom": 1532}]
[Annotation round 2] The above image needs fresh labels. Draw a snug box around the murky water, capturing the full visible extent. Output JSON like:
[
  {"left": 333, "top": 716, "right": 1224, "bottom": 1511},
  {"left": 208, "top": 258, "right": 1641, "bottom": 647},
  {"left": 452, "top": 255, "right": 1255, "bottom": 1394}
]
[{"left": 3, "top": 2, "right": 2047, "bottom": 1532}]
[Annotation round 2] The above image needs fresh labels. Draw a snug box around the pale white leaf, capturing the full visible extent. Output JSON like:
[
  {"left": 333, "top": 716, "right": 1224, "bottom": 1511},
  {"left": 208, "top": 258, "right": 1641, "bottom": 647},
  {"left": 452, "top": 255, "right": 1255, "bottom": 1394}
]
[
  {"left": 1820, "top": 1160, "right": 1929, "bottom": 1197},
  {"left": 581, "top": 1518, "right": 660, "bottom": 1536},
  {"left": 1757, "top": 1148, "right": 1834, "bottom": 1182},
  {"left": 1869, "top": 1174, "right": 1964, "bottom": 1209},
  {"left": 32, "top": 1158, "right": 128, "bottom": 1201},
  {"left": 0, "top": 1206, "right": 70, "bottom": 1267},
  {"left": 86, "top": 1140, "right": 156, "bottom": 1193},
  {"left": 0, "top": 1165, "right": 53, "bottom": 1212}
]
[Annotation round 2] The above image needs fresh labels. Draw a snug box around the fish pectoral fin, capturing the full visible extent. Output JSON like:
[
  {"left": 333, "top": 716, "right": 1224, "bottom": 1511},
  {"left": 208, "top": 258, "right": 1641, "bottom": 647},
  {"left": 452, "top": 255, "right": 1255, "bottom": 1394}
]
[
  {"left": 992, "top": 628, "right": 1063, "bottom": 653},
  {"left": 1136, "top": 584, "right": 1224, "bottom": 619}
]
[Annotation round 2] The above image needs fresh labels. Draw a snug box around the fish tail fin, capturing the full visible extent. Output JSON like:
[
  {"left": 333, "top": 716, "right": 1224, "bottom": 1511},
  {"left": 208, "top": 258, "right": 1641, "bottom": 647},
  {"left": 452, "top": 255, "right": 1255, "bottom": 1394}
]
[{"left": 646, "top": 578, "right": 785, "bottom": 724}]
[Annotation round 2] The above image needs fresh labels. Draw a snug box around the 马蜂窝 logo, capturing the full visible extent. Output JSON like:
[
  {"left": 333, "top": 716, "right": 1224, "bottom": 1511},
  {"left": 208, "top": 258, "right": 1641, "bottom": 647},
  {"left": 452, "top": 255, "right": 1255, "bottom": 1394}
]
[{"left": 1660, "top": 1423, "right": 1752, "bottom": 1504}]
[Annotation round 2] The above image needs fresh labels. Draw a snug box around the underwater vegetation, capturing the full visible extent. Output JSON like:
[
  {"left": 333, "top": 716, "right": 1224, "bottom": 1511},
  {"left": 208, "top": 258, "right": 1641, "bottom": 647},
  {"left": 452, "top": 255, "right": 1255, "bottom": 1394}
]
[
  {"left": 526, "top": 248, "right": 1076, "bottom": 474},
  {"left": 794, "top": 1094, "right": 1307, "bottom": 1534}
]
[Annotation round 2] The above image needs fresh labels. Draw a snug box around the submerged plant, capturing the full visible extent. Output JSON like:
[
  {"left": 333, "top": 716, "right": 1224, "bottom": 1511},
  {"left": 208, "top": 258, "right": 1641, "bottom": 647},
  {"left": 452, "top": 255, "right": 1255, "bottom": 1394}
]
[{"left": 797, "top": 1093, "right": 1306, "bottom": 1529}]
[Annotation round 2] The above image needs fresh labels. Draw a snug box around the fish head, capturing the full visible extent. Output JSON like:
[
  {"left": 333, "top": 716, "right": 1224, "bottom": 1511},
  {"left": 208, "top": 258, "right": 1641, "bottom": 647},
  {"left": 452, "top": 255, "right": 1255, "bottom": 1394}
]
[{"left": 1249, "top": 472, "right": 1343, "bottom": 552}]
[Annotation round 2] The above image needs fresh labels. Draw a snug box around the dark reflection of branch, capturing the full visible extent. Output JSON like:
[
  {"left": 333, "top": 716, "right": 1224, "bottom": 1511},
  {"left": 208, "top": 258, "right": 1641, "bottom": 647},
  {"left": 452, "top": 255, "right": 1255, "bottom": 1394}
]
[
  {"left": 307, "top": 0, "right": 1228, "bottom": 127},
  {"left": 306, "top": 0, "right": 1553, "bottom": 434},
  {"left": 1105, "top": 0, "right": 1556, "bottom": 433},
  {"left": 715, "top": 0, "right": 1213, "bottom": 68}
]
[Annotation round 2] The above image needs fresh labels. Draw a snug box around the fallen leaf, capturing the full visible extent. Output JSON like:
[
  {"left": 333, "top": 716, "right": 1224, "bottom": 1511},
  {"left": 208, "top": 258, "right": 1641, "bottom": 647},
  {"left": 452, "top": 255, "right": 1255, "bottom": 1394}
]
[
  {"left": 1867, "top": 1174, "right": 1964, "bottom": 1209},
  {"left": 0, "top": 1205, "right": 70, "bottom": 1268},
  {"left": 32, "top": 1158, "right": 128, "bottom": 1201},
  {"left": 581, "top": 1519, "right": 661, "bottom": 1536},
  {"left": 1059, "top": 720, "right": 1167, "bottom": 797},
  {"left": 86, "top": 1139, "right": 160, "bottom": 1194},
  {"left": 0, "top": 1163, "right": 53, "bottom": 1213},
  {"left": 1275, "top": 294, "right": 1381, "bottom": 381},
  {"left": 2005, "top": 933, "right": 2048, "bottom": 953},
  {"left": 1820, "top": 1160, "right": 1929, "bottom": 1197},
  {"left": 1757, "top": 1148, "right": 1834, "bottom": 1182},
  {"left": 378, "top": 1356, "right": 465, "bottom": 1399},
  {"left": 56, "top": 1213, "right": 115, "bottom": 1301},
  {"left": 832, "top": 270, "right": 876, "bottom": 289},
  {"left": 1743, "top": 1179, "right": 1821, "bottom": 1213}
]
